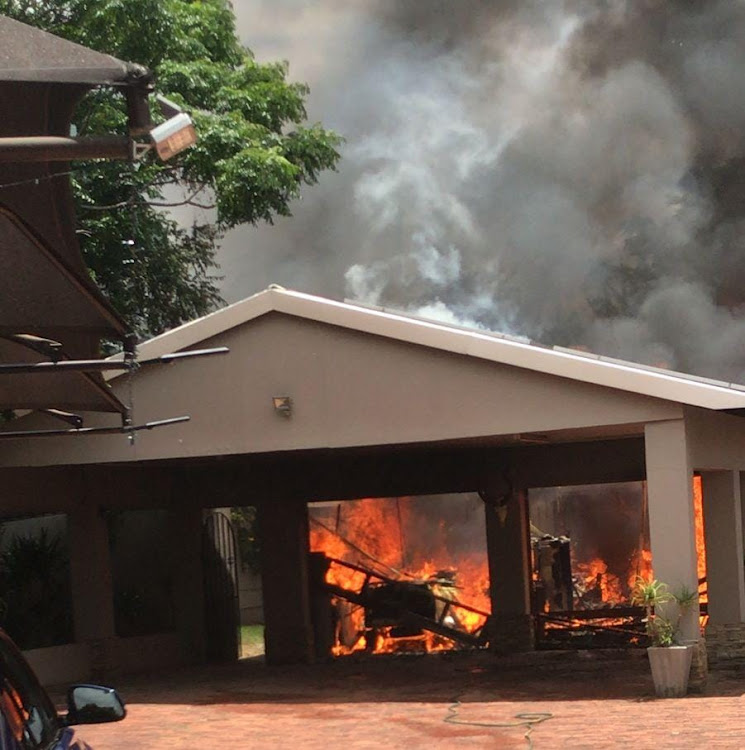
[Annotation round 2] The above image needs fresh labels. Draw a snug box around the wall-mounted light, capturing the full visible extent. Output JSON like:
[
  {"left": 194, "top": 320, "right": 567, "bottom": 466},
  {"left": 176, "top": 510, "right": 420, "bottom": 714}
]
[
  {"left": 149, "top": 112, "right": 197, "bottom": 161},
  {"left": 272, "top": 396, "right": 293, "bottom": 418}
]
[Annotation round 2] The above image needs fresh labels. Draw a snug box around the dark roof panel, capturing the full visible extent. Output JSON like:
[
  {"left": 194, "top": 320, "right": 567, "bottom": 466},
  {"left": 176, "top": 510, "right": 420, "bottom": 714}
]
[
  {"left": 0, "top": 208, "right": 127, "bottom": 339},
  {"left": 0, "top": 16, "right": 130, "bottom": 84}
]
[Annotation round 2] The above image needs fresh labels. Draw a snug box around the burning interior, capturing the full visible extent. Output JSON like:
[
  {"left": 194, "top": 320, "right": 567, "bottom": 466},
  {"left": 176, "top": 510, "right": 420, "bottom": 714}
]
[
  {"left": 308, "top": 493, "right": 491, "bottom": 656},
  {"left": 306, "top": 479, "right": 707, "bottom": 657},
  {"left": 529, "top": 481, "right": 652, "bottom": 648}
]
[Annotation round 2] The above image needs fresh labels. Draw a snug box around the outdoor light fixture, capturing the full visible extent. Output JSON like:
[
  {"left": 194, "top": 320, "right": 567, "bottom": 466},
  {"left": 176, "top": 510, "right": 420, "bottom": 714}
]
[
  {"left": 272, "top": 396, "right": 293, "bottom": 418},
  {"left": 149, "top": 112, "right": 197, "bottom": 161},
  {"left": 0, "top": 93, "right": 197, "bottom": 164}
]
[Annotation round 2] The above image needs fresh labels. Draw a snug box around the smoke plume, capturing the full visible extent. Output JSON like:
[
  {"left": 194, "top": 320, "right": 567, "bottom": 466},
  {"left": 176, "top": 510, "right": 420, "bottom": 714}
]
[{"left": 228, "top": 1, "right": 745, "bottom": 381}]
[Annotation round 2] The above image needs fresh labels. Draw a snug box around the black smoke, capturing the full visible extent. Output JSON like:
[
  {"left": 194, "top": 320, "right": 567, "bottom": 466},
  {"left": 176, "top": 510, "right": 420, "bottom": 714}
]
[{"left": 228, "top": 1, "right": 745, "bottom": 381}]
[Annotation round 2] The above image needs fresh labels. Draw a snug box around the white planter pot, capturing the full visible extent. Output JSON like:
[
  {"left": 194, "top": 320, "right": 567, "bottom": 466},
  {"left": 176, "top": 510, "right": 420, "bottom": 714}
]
[{"left": 647, "top": 645, "right": 693, "bottom": 698}]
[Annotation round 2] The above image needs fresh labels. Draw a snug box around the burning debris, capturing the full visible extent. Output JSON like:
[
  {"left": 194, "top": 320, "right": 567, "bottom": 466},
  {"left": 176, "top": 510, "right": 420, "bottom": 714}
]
[
  {"left": 528, "top": 482, "right": 653, "bottom": 647},
  {"left": 532, "top": 533, "right": 573, "bottom": 613},
  {"left": 310, "top": 555, "right": 489, "bottom": 656},
  {"left": 307, "top": 480, "right": 706, "bottom": 655},
  {"left": 529, "top": 528, "right": 648, "bottom": 648},
  {"left": 308, "top": 494, "right": 491, "bottom": 655}
]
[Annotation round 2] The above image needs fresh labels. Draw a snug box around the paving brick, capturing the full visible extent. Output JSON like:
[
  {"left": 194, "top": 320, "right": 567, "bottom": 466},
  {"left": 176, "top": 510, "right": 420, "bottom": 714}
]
[{"left": 57, "top": 652, "right": 745, "bottom": 750}]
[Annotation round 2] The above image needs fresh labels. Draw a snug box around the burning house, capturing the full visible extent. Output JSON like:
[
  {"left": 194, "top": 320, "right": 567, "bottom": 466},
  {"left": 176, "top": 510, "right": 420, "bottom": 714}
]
[{"left": 1, "top": 287, "right": 745, "bottom": 680}]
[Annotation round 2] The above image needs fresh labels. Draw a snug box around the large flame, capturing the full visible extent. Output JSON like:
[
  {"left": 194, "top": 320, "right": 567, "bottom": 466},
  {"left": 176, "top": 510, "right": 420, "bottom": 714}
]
[
  {"left": 309, "top": 496, "right": 490, "bottom": 654},
  {"left": 574, "top": 558, "right": 623, "bottom": 604},
  {"left": 309, "top": 478, "right": 707, "bottom": 654},
  {"left": 693, "top": 475, "right": 707, "bottom": 607}
]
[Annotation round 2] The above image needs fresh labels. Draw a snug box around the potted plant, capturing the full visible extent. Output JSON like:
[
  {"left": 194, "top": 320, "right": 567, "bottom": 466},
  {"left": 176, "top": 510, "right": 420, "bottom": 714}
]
[{"left": 631, "top": 577, "right": 697, "bottom": 698}]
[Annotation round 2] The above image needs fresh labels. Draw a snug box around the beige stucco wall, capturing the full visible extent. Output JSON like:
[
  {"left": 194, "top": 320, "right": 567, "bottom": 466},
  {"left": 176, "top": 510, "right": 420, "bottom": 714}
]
[
  {"left": 0, "top": 313, "right": 683, "bottom": 468},
  {"left": 23, "top": 643, "right": 91, "bottom": 686},
  {"left": 22, "top": 633, "right": 188, "bottom": 686},
  {"left": 685, "top": 406, "right": 745, "bottom": 470}
]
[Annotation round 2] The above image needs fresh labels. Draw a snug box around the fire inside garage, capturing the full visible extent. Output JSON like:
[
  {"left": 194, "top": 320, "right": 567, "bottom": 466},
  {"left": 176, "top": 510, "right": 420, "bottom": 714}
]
[{"left": 305, "top": 479, "right": 707, "bottom": 658}]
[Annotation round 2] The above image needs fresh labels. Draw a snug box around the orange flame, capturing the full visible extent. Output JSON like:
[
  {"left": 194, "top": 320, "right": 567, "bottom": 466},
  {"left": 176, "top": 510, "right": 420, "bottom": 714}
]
[
  {"left": 309, "top": 497, "right": 490, "bottom": 654},
  {"left": 311, "top": 479, "right": 707, "bottom": 653},
  {"left": 693, "top": 476, "right": 707, "bottom": 604},
  {"left": 574, "top": 558, "right": 624, "bottom": 604}
]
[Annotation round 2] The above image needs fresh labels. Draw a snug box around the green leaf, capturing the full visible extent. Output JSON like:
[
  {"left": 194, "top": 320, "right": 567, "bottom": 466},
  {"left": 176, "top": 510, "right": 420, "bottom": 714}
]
[{"left": 1, "top": 0, "right": 342, "bottom": 340}]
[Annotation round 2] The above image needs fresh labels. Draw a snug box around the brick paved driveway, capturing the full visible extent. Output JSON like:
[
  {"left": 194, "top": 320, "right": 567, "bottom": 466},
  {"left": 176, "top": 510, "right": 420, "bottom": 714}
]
[{"left": 65, "top": 652, "right": 745, "bottom": 749}]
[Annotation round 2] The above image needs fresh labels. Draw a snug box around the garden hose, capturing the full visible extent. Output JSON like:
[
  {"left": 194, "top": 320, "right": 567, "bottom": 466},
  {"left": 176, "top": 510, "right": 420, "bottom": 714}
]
[{"left": 444, "top": 696, "right": 553, "bottom": 749}]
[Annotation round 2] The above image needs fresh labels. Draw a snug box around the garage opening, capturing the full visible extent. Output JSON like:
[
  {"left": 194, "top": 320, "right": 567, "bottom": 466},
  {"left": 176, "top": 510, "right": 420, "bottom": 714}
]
[
  {"left": 308, "top": 492, "right": 490, "bottom": 657},
  {"left": 528, "top": 477, "right": 707, "bottom": 648},
  {"left": 528, "top": 481, "right": 650, "bottom": 648},
  {"left": 109, "top": 510, "right": 176, "bottom": 638}
]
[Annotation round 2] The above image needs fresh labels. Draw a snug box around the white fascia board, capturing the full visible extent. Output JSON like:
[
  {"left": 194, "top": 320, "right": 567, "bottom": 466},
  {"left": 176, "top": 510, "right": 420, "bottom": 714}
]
[
  {"left": 105, "top": 289, "right": 281, "bottom": 375},
  {"left": 270, "top": 291, "right": 745, "bottom": 411}
]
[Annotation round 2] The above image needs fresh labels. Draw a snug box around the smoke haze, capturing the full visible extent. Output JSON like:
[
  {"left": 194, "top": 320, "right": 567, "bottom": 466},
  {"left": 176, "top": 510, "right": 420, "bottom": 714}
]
[{"left": 225, "top": 0, "right": 745, "bottom": 381}]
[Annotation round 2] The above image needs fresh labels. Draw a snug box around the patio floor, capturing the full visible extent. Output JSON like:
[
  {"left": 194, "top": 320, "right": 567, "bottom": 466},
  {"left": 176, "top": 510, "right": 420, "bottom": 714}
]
[{"left": 63, "top": 651, "right": 745, "bottom": 749}]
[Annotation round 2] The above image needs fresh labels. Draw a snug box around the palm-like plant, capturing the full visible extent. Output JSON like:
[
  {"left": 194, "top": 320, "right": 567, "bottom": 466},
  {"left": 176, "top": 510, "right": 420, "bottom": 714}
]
[{"left": 631, "top": 577, "right": 696, "bottom": 647}]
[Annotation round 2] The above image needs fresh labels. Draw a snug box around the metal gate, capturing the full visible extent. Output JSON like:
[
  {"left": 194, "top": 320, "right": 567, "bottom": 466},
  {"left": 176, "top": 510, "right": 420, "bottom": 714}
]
[{"left": 202, "top": 511, "right": 239, "bottom": 662}]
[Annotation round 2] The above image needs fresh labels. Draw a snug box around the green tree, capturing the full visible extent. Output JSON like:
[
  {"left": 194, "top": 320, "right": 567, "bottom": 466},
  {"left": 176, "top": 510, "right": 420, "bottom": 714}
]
[{"left": 1, "top": 0, "right": 342, "bottom": 339}]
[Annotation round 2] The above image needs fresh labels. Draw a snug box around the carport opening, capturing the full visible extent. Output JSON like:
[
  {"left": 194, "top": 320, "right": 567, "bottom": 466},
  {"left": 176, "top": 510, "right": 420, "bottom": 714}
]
[
  {"left": 308, "top": 492, "right": 490, "bottom": 656},
  {"left": 530, "top": 481, "right": 651, "bottom": 610},
  {"left": 527, "top": 477, "right": 707, "bottom": 648},
  {"left": 109, "top": 510, "right": 176, "bottom": 637}
]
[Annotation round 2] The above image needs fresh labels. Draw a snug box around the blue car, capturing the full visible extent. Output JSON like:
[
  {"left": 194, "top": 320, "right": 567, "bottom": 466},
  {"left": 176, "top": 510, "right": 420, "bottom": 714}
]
[{"left": 0, "top": 629, "right": 125, "bottom": 749}]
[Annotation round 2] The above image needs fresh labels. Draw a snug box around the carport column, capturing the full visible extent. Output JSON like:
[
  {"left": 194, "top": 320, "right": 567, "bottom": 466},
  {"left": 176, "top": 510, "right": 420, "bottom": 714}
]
[
  {"left": 259, "top": 498, "right": 314, "bottom": 665},
  {"left": 484, "top": 487, "right": 533, "bottom": 652},
  {"left": 68, "top": 490, "right": 116, "bottom": 645},
  {"left": 701, "top": 471, "right": 745, "bottom": 624},
  {"left": 644, "top": 420, "right": 699, "bottom": 643},
  {"left": 170, "top": 505, "right": 206, "bottom": 662}
]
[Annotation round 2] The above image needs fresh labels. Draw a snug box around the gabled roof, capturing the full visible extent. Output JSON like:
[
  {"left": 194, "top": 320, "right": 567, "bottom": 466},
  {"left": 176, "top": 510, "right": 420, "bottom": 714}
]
[{"left": 133, "top": 286, "right": 745, "bottom": 413}]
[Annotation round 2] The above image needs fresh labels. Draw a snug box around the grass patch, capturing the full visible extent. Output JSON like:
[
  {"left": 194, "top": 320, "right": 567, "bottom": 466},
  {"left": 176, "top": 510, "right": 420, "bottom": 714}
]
[{"left": 240, "top": 624, "right": 265, "bottom": 656}]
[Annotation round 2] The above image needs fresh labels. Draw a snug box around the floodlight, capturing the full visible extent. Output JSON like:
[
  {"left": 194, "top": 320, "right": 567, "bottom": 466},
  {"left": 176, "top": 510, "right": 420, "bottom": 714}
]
[{"left": 149, "top": 112, "right": 197, "bottom": 161}]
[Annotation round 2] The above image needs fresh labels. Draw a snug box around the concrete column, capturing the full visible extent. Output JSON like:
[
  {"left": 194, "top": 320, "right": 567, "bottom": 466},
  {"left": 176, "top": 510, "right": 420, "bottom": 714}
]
[
  {"left": 68, "top": 481, "right": 115, "bottom": 643},
  {"left": 741, "top": 471, "right": 745, "bottom": 568},
  {"left": 701, "top": 471, "right": 745, "bottom": 624},
  {"left": 259, "top": 499, "right": 314, "bottom": 665},
  {"left": 484, "top": 487, "right": 533, "bottom": 652},
  {"left": 644, "top": 420, "right": 699, "bottom": 642},
  {"left": 169, "top": 505, "right": 206, "bottom": 662}
]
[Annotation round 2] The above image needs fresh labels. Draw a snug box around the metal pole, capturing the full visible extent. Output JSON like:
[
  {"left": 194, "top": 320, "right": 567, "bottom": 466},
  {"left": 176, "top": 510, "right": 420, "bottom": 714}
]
[
  {"left": 0, "top": 136, "right": 133, "bottom": 162},
  {"left": 0, "top": 415, "right": 190, "bottom": 439},
  {"left": 0, "top": 346, "right": 229, "bottom": 374}
]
